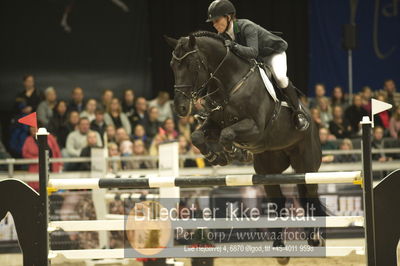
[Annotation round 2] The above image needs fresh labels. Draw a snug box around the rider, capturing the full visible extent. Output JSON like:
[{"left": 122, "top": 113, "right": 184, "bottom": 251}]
[{"left": 206, "top": 0, "right": 309, "bottom": 131}]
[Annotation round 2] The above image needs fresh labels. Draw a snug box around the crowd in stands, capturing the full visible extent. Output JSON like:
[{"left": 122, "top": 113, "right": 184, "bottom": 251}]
[
  {"left": 310, "top": 80, "right": 400, "bottom": 164},
  {"left": 7, "top": 74, "right": 206, "bottom": 173},
  {"left": 3, "top": 74, "right": 400, "bottom": 175}
]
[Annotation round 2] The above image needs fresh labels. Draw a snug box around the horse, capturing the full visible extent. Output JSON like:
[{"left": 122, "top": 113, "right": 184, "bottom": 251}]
[
  {"left": 0, "top": 179, "right": 42, "bottom": 265},
  {"left": 165, "top": 31, "right": 327, "bottom": 254}
]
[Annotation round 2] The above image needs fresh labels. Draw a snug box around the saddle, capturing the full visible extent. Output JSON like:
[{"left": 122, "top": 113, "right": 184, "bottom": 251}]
[{"left": 257, "top": 62, "right": 287, "bottom": 105}]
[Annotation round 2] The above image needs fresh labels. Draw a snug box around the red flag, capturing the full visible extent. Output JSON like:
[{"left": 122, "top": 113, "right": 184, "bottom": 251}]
[{"left": 18, "top": 112, "right": 37, "bottom": 128}]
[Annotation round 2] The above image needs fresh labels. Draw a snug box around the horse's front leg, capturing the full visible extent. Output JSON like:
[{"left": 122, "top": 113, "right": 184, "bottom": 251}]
[
  {"left": 219, "top": 118, "right": 259, "bottom": 162},
  {"left": 191, "top": 122, "right": 229, "bottom": 166}
]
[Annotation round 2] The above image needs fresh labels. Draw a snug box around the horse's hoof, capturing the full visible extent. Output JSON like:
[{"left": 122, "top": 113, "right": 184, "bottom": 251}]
[
  {"left": 272, "top": 240, "right": 285, "bottom": 248},
  {"left": 307, "top": 238, "right": 319, "bottom": 246},
  {"left": 272, "top": 241, "right": 289, "bottom": 265},
  {"left": 277, "top": 257, "right": 290, "bottom": 265},
  {"left": 307, "top": 237, "right": 325, "bottom": 247}
]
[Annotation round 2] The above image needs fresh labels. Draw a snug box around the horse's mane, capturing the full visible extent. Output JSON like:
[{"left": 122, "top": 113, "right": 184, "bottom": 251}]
[{"left": 190, "top": 31, "right": 225, "bottom": 44}]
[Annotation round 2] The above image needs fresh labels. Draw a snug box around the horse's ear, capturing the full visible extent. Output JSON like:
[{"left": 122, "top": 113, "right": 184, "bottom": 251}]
[
  {"left": 188, "top": 34, "right": 196, "bottom": 49},
  {"left": 164, "top": 35, "right": 178, "bottom": 49}
]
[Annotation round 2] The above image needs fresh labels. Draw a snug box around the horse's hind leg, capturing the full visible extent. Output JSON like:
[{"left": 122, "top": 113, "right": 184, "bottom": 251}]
[
  {"left": 288, "top": 126, "right": 326, "bottom": 246},
  {"left": 254, "top": 150, "right": 290, "bottom": 247}
]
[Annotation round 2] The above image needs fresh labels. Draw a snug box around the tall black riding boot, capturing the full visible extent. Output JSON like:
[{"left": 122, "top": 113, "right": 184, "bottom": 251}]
[{"left": 282, "top": 82, "right": 309, "bottom": 131}]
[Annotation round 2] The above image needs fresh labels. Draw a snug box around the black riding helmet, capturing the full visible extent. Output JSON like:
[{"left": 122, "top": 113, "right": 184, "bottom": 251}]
[{"left": 206, "top": 0, "right": 236, "bottom": 22}]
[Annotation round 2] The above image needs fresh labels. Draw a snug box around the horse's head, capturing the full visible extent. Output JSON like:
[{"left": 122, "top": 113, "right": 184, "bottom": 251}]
[{"left": 165, "top": 34, "right": 210, "bottom": 117}]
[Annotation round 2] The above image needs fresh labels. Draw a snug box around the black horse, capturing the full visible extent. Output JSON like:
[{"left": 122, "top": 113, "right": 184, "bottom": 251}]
[{"left": 165, "top": 31, "right": 326, "bottom": 251}]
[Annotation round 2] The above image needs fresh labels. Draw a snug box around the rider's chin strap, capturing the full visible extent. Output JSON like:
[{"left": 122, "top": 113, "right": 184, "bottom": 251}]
[{"left": 224, "top": 17, "right": 235, "bottom": 40}]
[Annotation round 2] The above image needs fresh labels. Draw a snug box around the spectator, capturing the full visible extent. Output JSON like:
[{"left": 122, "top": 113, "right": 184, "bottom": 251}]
[
  {"left": 178, "top": 135, "right": 190, "bottom": 167},
  {"left": 389, "top": 105, "right": 400, "bottom": 139},
  {"left": 311, "top": 108, "right": 323, "bottom": 129},
  {"left": 119, "top": 137, "right": 134, "bottom": 170},
  {"left": 80, "top": 98, "right": 97, "bottom": 122},
  {"left": 344, "top": 94, "right": 368, "bottom": 137},
  {"left": 361, "top": 86, "right": 373, "bottom": 114},
  {"left": 178, "top": 135, "right": 190, "bottom": 155},
  {"left": 331, "top": 86, "right": 348, "bottom": 110},
  {"left": 115, "top": 127, "right": 130, "bottom": 145},
  {"left": 159, "top": 118, "right": 178, "bottom": 140},
  {"left": 65, "top": 117, "right": 102, "bottom": 158},
  {"left": 101, "top": 89, "right": 114, "bottom": 110},
  {"left": 107, "top": 142, "right": 121, "bottom": 172},
  {"left": 132, "top": 124, "right": 150, "bottom": 148},
  {"left": 319, "top": 127, "right": 337, "bottom": 163},
  {"left": 149, "top": 134, "right": 166, "bottom": 156},
  {"left": 14, "top": 74, "right": 41, "bottom": 113},
  {"left": 22, "top": 126, "right": 62, "bottom": 173},
  {"left": 329, "top": 105, "right": 352, "bottom": 139},
  {"left": 48, "top": 102, "right": 76, "bottom": 149},
  {"left": 309, "top": 83, "right": 326, "bottom": 108},
  {"left": 68, "top": 87, "right": 85, "bottom": 113},
  {"left": 319, "top": 127, "right": 337, "bottom": 150},
  {"left": 372, "top": 126, "right": 392, "bottom": 162},
  {"left": 131, "top": 97, "right": 149, "bottom": 129},
  {"left": 143, "top": 106, "right": 161, "bottom": 139},
  {"left": 79, "top": 131, "right": 101, "bottom": 171},
  {"left": 104, "top": 98, "right": 131, "bottom": 135},
  {"left": 115, "top": 128, "right": 131, "bottom": 170},
  {"left": 119, "top": 139, "right": 133, "bottom": 157},
  {"left": 178, "top": 116, "right": 194, "bottom": 141},
  {"left": 317, "top": 97, "right": 332, "bottom": 128},
  {"left": 90, "top": 109, "right": 107, "bottom": 144},
  {"left": 121, "top": 89, "right": 136, "bottom": 119},
  {"left": 125, "top": 140, "right": 155, "bottom": 169},
  {"left": 105, "top": 125, "right": 117, "bottom": 144},
  {"left": 374, "top": 92, "right": 391, "bottom": 133},
  {"left": 382, "top": 79, "right": 398, "bottom": 107},
  {"left": 334, "top": 138, "right": 358, "bottom": 163},
  {"left": 37, "top": 86, "right": 57, "bottom": 127},
  {"left": 8, "top": 101, "right": 31, "bottom": 158},
  {"left": 149, "top": 91, "right": 173, "bottom": 122}
]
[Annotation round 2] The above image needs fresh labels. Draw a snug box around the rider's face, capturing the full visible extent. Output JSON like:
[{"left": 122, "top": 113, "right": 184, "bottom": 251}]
[{"left": 213, "top": 16, "right": 228, "bottom": 33}]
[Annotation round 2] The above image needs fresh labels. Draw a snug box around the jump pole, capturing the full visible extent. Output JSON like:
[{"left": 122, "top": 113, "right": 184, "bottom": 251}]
[{"left": 48, "top": 171, "right": 362, "bottom": 189}]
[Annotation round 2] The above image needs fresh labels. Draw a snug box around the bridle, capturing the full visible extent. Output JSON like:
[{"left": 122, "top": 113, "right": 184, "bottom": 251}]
[
  {"left": 172, "top": 46, "right": 230, "bottom": 103},
  {"left": 172, "top": 41, "right": 258, "bottom": 118}
]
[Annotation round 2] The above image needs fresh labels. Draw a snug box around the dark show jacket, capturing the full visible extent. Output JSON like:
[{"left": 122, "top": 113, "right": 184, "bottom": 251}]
[{"left": 221, "top": 19, "right": 288, "bottom": 59}]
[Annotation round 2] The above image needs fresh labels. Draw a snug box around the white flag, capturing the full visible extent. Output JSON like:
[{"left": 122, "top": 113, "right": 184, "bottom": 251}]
[
  {"left": 371, "top": 98, "right": 392, "bottom": 128},
  {"left": 371, "top": 98, "right": 392, "bottom": 116}
]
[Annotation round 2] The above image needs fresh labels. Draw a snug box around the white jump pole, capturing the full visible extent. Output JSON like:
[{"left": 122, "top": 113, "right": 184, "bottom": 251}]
[{"left": 47, "top": 171, "right": 362, "bottom": 189}]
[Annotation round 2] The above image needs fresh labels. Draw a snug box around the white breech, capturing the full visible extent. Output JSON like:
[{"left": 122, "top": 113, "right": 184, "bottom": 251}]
[{"left": 264, "top": 52, "right": 289, "bottom": 89}]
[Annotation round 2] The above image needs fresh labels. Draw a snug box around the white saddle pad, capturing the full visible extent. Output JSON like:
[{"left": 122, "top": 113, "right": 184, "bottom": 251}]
[{"left": 258, "top": 66, "right": 289, "bottom": 107}]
